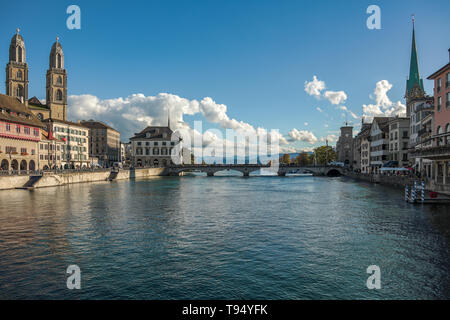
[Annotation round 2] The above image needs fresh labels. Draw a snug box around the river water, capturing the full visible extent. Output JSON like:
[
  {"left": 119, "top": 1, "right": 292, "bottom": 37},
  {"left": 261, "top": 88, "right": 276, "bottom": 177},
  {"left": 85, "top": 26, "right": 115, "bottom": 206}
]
[{"left": 0, "top": 174, "right": 449, "bottom": 299}]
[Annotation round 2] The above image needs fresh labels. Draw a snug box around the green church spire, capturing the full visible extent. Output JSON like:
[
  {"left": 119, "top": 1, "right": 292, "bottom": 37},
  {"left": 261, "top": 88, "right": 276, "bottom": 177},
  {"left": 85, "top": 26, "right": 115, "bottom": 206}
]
[{"left": 406, "top": 15, "right": 424, "bottom": 96}]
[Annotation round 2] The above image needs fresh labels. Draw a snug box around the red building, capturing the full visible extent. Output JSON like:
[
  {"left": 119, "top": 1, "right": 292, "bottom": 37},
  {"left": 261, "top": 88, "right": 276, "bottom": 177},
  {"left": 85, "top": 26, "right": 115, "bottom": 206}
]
[
  {"left": 0, "top": 94, "right": 43, "bottom": 171},
  {"left": 427, "top": 49, "right": 450, "bottom": 141}
]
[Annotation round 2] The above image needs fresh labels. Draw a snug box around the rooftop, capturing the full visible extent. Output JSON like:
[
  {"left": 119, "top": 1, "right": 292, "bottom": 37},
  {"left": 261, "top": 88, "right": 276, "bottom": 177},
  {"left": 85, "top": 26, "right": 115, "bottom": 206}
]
[{"left": 0, "top": 94, "right": 45, "bottom": 128}]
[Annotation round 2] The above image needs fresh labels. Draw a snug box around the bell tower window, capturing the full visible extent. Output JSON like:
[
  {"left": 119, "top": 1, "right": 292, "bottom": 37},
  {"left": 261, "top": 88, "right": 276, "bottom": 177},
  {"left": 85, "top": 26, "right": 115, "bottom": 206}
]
[
  {"left": 16, "top": 85, "right": 24, "bottom": 98},
  {"left": 57, "top": 53, "right": 61, "bottom": 68},
  {"left": 18, "top": 46, "right": 22, "bottom": 63},
  {"left": 56, "top": 89, "right": 63, "bottom": 101},
  {"left": 16, "top": 70, "right": 22, "bottom": 79}
]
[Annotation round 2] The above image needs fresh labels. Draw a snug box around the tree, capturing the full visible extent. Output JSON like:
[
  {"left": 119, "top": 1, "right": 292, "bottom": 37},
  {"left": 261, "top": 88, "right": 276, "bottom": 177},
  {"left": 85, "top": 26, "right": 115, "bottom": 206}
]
[
  {"left": 295, "top": 152, "right": 311, "bottom": 166},
  {"left": 280, "top": 154, "right": 290, "bottom": 164},
  {"left": 313, "top": 146, "right": 336, "bottom": 165}
]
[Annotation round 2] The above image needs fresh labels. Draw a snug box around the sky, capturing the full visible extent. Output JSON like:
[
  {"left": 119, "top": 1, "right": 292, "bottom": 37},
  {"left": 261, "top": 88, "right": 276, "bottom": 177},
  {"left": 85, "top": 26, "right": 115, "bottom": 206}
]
[{"left": 1, "top": 0, "right": 449, "bottom": 153}]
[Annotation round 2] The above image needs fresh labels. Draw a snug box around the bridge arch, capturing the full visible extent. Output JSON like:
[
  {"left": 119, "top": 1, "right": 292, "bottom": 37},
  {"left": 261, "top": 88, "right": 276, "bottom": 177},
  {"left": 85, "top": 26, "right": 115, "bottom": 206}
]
[{"left": 326, "top": 168, "right": 342, "bottom": 177}]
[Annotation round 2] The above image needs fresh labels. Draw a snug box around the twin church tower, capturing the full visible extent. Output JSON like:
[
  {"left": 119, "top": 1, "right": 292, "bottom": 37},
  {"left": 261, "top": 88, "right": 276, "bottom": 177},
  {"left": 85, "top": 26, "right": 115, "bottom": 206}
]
[{"left": 5, "top": 29, "right": 67, "bottom": 121}]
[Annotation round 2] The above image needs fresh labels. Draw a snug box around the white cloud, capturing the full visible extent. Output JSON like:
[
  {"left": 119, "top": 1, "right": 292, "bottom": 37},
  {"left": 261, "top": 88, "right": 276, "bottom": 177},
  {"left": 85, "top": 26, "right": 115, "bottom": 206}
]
[
  {"left": 287, "top": 128, "right": 318, "bottom": 144},
  {"left": 324, "top": 90, "right": 347, "bottom": 105},
  {"left": 316, "top": 107, "right": 323, "bottom": 113},
  {"left": 304, "top": 122, "right": 309, "bottom": 126},
  {"left": 320, "top": 134, "right": 338, "bottom": 143},
  {"left": 68, "top": 92, "right": 295, "bottom": 157},
  {"left": 362, "top": 80, "right": 406, "bottom": 121},
  {"left": 304, "top": 76, "right": 326, "bottom": 98},
  {"left": 337, "top": 105, "right": 359, "bottom": 120}
]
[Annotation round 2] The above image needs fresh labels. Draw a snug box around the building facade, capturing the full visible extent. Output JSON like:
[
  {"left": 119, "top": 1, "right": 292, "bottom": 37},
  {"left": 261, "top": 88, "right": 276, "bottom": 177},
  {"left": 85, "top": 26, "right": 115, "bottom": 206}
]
[
  {"left": 360, "top": 126, "right": 371, "bottom": 174},
  {"left": 369, "top": 117, "right": 390, "bottom": 173},
  {"left": 388, "top": 117, "right": 410, "bottom": 167},
  {"left": 38, "top": 129, "right": 63, "bottom": 170},
  {"left": 46, "top": 119, "right": 90, "bottom": 168},
  {"left": 411, "top": 50, "right": 450, "bottom": 193},
  {"left": 0, "top": 94, "right": 42, "bottom": 172},
  {"left": 130, "top": 125, "right": 182, "bottom": 167},
  {"left": 80, "top": 120, "right": 120, "bottom": 167},
  {"left": 427, "top": 50, "right": 450, "bottom": 144}
]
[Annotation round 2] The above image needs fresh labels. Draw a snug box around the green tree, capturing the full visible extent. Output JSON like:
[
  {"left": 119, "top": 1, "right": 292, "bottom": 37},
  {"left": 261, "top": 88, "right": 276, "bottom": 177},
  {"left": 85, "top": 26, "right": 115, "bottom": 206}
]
[{"left": 313, "top": 146, "right": 336, "bottom": 165}]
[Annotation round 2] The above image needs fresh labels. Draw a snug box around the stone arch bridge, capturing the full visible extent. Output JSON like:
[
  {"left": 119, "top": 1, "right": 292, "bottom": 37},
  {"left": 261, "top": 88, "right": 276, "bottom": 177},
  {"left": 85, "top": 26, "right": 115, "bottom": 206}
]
[{"left": 167, "top": 164, "right": 344, "bottom": 177}]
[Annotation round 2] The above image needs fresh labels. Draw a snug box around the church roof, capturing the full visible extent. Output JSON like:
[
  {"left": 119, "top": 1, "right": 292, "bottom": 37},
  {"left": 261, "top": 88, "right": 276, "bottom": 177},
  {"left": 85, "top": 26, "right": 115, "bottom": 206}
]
[
  {"left": 50, "top": 40, "right": 63, "bottom": 53},
  {"left": 80, "top": 120, "right": 119, "bottom": 133},
  {"left": 10, "top": 33, "right": 24, "bottom": 45},
  {"left": 130, "top": 126, "right": 174, "bottom": 141},
  {"left": 0, "top": 94, "right": 45, "bottom": 128},
  {"left": 406, "top": 21, "right": 424, "bottom": 95}
]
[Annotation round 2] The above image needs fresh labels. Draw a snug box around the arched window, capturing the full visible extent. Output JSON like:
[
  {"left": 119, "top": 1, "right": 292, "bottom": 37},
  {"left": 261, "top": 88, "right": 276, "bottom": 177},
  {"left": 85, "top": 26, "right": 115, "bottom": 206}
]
[
  {"left": 56, "top": 89, "right": 63, "bottom": 101},
  {"left": 56, "top": 76, "right": 62, "bottom": 85},
  {"left": 16, "top": 85, "right": 24, "bottom": 99},
  {"left": 18, "top": 46, "right": 22, "bottom": 62},
  {"left": 57, "top": 53, "right": 61, "bottom": 68},
  {"left": 16, "top": 70, "right": 22, "bottom": 79}
]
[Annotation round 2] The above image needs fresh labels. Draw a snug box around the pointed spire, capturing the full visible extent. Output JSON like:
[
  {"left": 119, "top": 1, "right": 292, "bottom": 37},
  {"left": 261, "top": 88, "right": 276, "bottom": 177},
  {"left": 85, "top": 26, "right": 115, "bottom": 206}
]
[{"left": 406, "top": 15, "right": 424, "bottom": 96}]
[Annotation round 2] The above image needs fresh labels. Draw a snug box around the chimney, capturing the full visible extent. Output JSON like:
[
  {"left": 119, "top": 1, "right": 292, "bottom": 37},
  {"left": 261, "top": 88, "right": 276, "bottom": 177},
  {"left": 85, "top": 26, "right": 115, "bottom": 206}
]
[{"left": 448, "top": 48, "right": 450, "bottom": 62}]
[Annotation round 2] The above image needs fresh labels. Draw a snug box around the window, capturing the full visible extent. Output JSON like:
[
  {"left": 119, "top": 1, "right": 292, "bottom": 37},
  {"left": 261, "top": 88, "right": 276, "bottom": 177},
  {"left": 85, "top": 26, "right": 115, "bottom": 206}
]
[
  {"left": 437, "top": 78, "right": 442, "bottom": 92},
  {"left": 6, "top": 123, "right": 11, "bottom": 131},
  {"left": 18, "top": 47, "right": 22, "bottom": 62},
  {"left": 16, "top": 125, "right": 21, "bottom": 133},
  {"left": 437, "top": 96, "right": 442, "bottom": 111},
  {"left": 447, "top": 92, "right": 450, "bottom": 108},
  {"left": 57, "top": 54, "right": 62, "bottom": 68},
  {"left": 446, "top": 73, "right": 450, "bottom": 88},
  {"left": 56, "top": 76, "right": 62, "bottom": 85},
  {"left": 24, "top": 127, "right": 30, "bottom": 135},
  {"left": 16, "top": 70, "right": 22, "bottom": 79},
  {"left": 34, "top": 128, "right": 39, "bottom": 136},
  {"left": 56, "top": 89, "right": 63, "bottom": 101},
  {"left": 16, "top": 85, "right": 24, "bottom": 98}
]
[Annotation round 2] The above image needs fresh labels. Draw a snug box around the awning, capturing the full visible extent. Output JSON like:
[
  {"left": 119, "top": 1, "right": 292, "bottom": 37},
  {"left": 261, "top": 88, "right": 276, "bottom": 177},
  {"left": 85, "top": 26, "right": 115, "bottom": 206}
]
[{"left": 379, "top": 167, "right": 408, "bottom": 171}]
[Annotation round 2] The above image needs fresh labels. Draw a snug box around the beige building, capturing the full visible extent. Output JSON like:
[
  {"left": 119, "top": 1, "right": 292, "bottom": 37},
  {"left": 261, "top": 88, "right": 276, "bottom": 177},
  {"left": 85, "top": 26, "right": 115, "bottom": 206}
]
[
  {"left": 0, "top": 94, "right": 42, "bottom": 172},
  {"left": 80, "top": 120, "right": 120, "bottom": 167},
  {"left": 45, "top": 119, "right": 90, "bottom": 168},
  {"left": 38, "top": 129, "right": 64, "bottom": 170},
  {"left": 388, "top": 117, "right": 410, "bottom": 167},
  {"left": 360, "top": 124, "right": 371, "bottom": 174},
  {"left": 130, "top": 125, "right": 182, "bottom": 167}
]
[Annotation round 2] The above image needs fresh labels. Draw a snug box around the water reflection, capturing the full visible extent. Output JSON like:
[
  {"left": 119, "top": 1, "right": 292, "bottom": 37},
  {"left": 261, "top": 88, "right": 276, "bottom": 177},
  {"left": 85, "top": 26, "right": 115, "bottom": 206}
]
[{"left": 0, "top": 176, "right": 449, "bottom": 299}]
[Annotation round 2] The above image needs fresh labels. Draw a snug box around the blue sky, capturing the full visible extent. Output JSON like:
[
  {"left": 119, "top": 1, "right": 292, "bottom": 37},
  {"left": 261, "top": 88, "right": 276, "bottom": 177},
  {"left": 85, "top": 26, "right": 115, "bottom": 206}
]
[{"left": 1, "top": 0, "right": 449, "bottom": 150}]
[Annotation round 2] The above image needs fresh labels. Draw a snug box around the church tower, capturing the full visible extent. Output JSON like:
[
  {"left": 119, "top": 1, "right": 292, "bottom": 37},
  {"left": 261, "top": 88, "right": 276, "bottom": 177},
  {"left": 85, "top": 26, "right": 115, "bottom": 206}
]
[
  {"left": 46, "top": 37, "right": 67, "bottom": 121},
  {"left": 5, "top": 28, "right": 29, "bottom": 104},
  {"left": 405, "top": 16, "right": 425, "bottom": 115}
]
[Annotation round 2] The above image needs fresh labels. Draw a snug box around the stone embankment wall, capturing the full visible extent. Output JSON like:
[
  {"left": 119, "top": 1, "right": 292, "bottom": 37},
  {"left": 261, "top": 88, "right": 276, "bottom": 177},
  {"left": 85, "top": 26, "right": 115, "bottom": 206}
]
[
  {"left": 344, "top": 171, "right": 415, "bottom": 188},
  {"left": 0, "top": 167, "right": 168, "bottom": 190}
]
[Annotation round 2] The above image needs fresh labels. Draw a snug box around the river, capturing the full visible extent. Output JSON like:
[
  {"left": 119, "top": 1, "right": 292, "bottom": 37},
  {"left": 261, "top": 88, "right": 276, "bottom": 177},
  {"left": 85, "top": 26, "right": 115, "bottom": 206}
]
[{"left": 0, "top": 174, "right": 449, "bottom": 299}]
